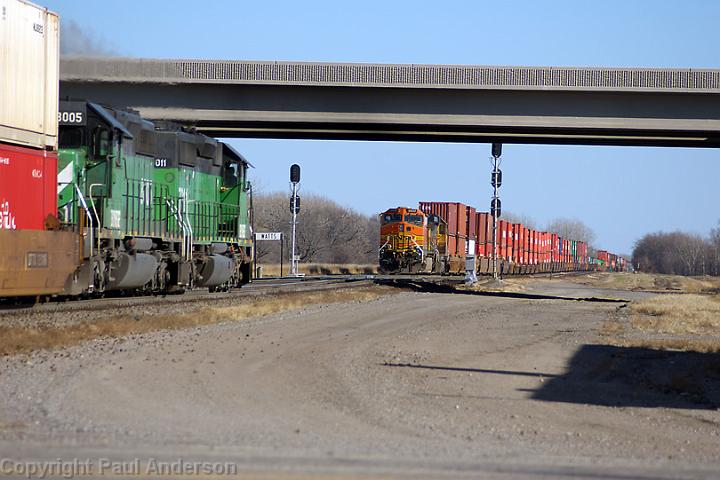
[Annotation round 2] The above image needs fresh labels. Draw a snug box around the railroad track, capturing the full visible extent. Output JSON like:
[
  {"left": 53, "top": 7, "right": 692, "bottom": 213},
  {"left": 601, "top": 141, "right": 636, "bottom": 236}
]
[
  {"left": 0, "top": 275, "right": 376, "bottom": 317},
  {"left": 0, "top": 270, "right": 594, "bottom": 317}
]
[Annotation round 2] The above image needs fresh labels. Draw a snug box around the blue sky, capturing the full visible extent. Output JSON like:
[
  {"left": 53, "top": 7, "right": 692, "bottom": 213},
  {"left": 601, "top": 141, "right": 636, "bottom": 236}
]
[{"left": 46, "top": 0, "right": 720, "bottom": 254}]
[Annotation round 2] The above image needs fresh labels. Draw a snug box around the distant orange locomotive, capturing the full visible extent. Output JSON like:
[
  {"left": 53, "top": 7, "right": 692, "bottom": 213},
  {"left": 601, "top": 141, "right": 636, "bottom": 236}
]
[
  {"left": 379, "top": 207, "right": 462, "bottom": 274},
  {"left": 380, "top": 202, "right": 630, "bottom": 276}
]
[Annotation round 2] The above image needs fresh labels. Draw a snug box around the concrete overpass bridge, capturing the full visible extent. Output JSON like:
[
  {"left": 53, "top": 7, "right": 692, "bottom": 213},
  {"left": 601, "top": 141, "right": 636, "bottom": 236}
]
[{"left": 59, "top": 58, "right": 720, "bottom": 147}]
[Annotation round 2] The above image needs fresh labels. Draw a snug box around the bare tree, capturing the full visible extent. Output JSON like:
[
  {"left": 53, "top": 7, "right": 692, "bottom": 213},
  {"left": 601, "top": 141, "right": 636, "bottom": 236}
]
[
  {"left": 502, "top": 211, "right": 537, "bottom": 229},
  {"left": 632, "top": 230, "right": 717, "bottom": 276},
  {"left": 708, "top": 221, "right": 720, "bottom": 276},
  {"left": 546, "top": 217, "right": 596, "bottom": 246},
  {"left": 675, "top": 233, "right": 707, "bottom": 276},
  {"left": 253, "top": 192, "right": 378, "bottom": 264}
]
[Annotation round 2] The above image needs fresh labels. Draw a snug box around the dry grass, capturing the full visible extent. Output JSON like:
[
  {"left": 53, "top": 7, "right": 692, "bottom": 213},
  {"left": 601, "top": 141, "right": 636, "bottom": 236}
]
[
  {"left": 0, "top": 286, "right": 395, "bottom": 356},
  {"left": 568, "top": 272, "right": 720, "bottom": 294},
  {"left": 599, "top": 293, "right": 720, "bottom": 353},
  {"left": 610, "top": 338, "right": 720, "bottom": 354},
  {"left": 257, "top": 263, "right": 378, "bottom": 277},
  {"left": 630, "top": 294, "right": 720, "bottom": 335}
]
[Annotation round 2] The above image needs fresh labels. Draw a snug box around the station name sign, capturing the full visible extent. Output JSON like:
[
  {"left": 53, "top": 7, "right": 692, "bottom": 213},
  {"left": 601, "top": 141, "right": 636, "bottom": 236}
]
[{"left": 255, "top": 232, "right": 282, "bottom": 241}]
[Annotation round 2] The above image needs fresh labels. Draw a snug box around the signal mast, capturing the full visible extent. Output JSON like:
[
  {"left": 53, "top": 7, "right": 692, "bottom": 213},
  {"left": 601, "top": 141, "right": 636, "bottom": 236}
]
[
  {"left": 289, "top": 164, "right": 301, "bottom": 276},
  {"left": 491, "top": 143, "right": 502, "bottom": 280}
]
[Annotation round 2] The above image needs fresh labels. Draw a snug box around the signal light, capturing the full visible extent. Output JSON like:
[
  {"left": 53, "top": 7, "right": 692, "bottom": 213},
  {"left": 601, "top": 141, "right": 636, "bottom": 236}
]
[
  {"left": 290, "top": 164, "right": 301, "bottom": 183},
  {"left": 491, "top": 198, "right": 501, "bottom": 218},
  {"left": 290, "top": 195, "right": 300, "bottom": 214},
  {"left": 491, "top": 169, "right": 502, "bottom": 188},
  {"left": 492, "top": 143, "right": 502, "bottom": 158}
]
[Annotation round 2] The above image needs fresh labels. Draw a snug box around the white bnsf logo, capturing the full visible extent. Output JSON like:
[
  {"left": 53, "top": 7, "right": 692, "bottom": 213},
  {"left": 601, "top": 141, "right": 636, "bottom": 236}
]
[
  {"left": 31, "top": 169, "right": 43, "bottom": 179},
  {"left": 0, "top": 157, "right": 9, "bottom": 166}
]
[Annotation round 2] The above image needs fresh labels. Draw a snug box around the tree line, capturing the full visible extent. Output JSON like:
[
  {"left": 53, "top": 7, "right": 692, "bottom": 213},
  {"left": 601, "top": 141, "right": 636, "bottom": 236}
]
[{"left": 632, "top": 225, "right": 720, "bottom": 276}]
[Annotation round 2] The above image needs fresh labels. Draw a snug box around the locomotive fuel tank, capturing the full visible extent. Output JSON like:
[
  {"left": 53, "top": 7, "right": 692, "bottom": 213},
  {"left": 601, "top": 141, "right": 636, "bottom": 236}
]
[
  {"left": 195, "top": 254, "right": 235, "bottom": 288},
  {"left": 107, "top": 252, "right": 158, "bottom": 290}
]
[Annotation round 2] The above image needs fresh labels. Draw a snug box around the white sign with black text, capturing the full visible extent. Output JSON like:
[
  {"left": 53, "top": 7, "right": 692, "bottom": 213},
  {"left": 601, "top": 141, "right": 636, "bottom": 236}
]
[{"left": 255, "top": 232, "right": 282, "bottom": 241}]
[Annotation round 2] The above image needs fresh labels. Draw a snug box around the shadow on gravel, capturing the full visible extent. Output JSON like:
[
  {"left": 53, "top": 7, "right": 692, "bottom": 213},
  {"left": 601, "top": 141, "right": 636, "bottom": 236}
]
[
  {"left": 376, "top": 279, "right": 627, "bottom": 303},
  {"left": 529, "top": 344, "right": 720, "bottom": 410}
]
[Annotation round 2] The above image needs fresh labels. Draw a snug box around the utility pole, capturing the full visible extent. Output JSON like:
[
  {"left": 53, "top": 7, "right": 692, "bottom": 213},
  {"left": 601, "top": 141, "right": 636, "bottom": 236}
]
[
  {"left": 491, "top": 143, "right": 502, "bottom": 280},
  {"left": 289, "top": 164, "right": 301, "bottom": 276}
]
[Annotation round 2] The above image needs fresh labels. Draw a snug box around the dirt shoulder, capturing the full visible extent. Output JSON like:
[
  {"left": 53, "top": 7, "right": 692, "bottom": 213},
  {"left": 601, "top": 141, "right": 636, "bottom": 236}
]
[{"left": 1, "top": 282, "right": 719, "bottom": 478}]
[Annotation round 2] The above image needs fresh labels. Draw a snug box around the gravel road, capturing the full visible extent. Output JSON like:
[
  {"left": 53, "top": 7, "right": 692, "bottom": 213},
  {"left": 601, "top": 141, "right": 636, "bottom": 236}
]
[{"left": 1, "top": 282, "right": 719, "bottom": 479}]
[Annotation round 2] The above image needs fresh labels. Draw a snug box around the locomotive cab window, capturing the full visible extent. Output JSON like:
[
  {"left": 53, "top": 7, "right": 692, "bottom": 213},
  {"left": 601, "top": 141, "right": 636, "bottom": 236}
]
[
  {"left": 222, "top": 162, "right": 239, "bottom": 187},
  {"left": 59, "top": 127, "right": 84, "bottom": 148},
  {"left": 92, "top": 127, "right": 112, "bottom": 160},
  {"left": 405, "top": 214, "right": 424, "bottom": 226},
  {"left": 382, "top": 213, "right": 402, "bottom": 224}
]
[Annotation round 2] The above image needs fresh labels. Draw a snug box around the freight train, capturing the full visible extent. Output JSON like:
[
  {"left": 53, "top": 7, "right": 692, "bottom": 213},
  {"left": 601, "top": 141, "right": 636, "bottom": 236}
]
[
  {"left": 379, "top": 203, "right": 628, "bottom": 275},
  {"left": 0, "top": 0, "right": 254, "bottom": 299}
]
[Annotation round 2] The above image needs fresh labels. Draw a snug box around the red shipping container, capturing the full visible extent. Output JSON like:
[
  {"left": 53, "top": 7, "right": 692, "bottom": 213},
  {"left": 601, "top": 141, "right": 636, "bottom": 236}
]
[
  {"left": 476, "top": 212, "right": 490, "bottom": 257},
  {"left": 457, "top": 203, "right": 468, "bottom": 238},
  {"left": 420, "top": 202, "right": 472, "bottom": 238},
  {"left": 475, "top": 213, "right": 483, "bottom": 256},
  {"left": 505, "top": 222, "right": 513, "bottom": 262},
  {"left": 0, "top": 143, "right": 58, "bottom": 231},
  {"left": 513, "top": 224, "right": 522, "bottom": 263},
  {"left": 466, "top": 206, "right": 477, "bottom": 241},
  {"left": 497, "top": 220, "right": 505, "bottom": 260},
  {"left": 526, "top": 227, "right": 531, "bottom": 265},
  {"left": 507, "top": 222, "right": 515, "bottom": 261},
  {"left": 526, "top": 230, "right": 532, "bottom": 264}
]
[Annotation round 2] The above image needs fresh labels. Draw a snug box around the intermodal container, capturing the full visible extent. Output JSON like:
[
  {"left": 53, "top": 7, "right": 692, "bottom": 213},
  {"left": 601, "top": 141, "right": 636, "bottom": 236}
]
[
  {"left": 530, "top": 229, "right": 537, "bottom": 265},
  {"left": 526, "top": 229, "right": 532, "bottom": 265},
  {"left": 475, "top": 212, "right": 490, "bottom": 256},
  {"left": 512, "top": 224, "right": 521, "bottom": 263},
  {"left": 466, "top": 206, "right": 477, "bottom": 242},
  {"left": 419, "top": 202, "right": 473, "bottom": 238},
  {"left": 0, "top": 0, "right": 59, "bottom": 149},
  {"left": 0, "top": 142, "right": 58, "bottom": 230}
]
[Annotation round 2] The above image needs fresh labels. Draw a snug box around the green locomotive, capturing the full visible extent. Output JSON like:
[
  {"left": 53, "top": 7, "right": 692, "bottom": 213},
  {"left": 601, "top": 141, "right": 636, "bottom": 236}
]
[{"left": 57, "top": 101, "right": 253, "bottom": 295}]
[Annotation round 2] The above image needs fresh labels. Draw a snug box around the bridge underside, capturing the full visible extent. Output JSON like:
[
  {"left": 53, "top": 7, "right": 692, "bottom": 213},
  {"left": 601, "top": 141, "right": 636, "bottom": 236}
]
[{"left": 59, "top": 60, "right": 720, "bottom": 148}]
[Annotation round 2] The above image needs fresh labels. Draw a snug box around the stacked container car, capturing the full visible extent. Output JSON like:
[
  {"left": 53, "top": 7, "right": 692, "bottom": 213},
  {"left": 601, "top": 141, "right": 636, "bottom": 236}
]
[
  {"left": 0, "top": 0, "right": 78, "bottom": 297},
  {"left": 418, "top": 201, "right": 477, "bottom": 273}
]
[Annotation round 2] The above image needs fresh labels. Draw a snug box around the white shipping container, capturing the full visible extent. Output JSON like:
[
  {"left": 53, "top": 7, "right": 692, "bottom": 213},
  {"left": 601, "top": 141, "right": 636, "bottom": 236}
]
[{"left": 0, "top": 0, "right": 59, "bottom": 149}]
